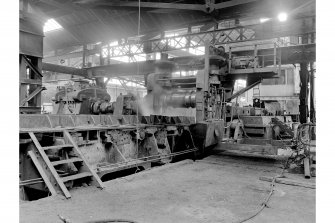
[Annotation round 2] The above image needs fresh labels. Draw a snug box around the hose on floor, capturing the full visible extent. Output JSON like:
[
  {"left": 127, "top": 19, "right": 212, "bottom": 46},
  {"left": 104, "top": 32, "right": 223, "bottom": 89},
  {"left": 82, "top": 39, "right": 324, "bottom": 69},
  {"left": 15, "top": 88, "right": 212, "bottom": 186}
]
[
  {"left": 86, "top": 220, "right": 139, "bottom": 223},
  {"left": 59, "top": 214, "right": 139, "bottom": 223},
  {"left": 233, "top": 157, "right": 290, "bottom": 223}
]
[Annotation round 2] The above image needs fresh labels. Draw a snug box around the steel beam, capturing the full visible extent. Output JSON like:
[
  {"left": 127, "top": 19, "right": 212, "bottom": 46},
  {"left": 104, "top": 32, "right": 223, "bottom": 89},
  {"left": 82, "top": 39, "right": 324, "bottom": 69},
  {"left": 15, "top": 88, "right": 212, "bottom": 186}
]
[
  {"left": 76, "top": 1, "right": 205, "bottom": 11},
  {"left": 227, "top": 79, "right": 262, "bottom": 102},
  {"left": 44, "top": 17, "right": 315, "bottom": 63},
  {"left": 42, "top": 62, "right": 88, "bottom": 77},
  {"left": 299, "top": 62, "right": 309, "bottom": 124},
  {"left": 20, "top": 86, "right": 46, "bottom": 106},
  {"left": 42, "top": 43, "right": 315, "bottom": 79},
  {"left": 75, "top": 0, "right": 262, "bottom": 13},
  {"left": 309, "top": 62, "right": 315, "bottom": 123}
]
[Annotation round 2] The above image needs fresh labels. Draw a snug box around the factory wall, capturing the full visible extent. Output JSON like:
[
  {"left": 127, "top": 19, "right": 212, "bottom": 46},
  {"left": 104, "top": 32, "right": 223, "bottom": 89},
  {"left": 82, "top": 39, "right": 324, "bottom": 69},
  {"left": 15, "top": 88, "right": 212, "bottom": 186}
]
[{"left": 242, "top": 65, "right": 301, "bottom": 115}]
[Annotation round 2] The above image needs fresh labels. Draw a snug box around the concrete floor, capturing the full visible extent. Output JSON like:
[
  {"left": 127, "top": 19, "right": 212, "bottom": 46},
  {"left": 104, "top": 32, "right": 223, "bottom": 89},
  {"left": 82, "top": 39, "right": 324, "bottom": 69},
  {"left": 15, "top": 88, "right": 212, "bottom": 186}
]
[{"left": 20, "top": 154, "right": 315, "bottom": 223}]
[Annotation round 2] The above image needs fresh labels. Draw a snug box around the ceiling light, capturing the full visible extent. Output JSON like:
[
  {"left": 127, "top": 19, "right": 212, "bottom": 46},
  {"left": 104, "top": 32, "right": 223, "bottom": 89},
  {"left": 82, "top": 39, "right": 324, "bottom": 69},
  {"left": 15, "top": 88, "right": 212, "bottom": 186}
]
[
  {"left": 260, "top": 18, "right": 270, "bottom": 23},
  {"left": 277, "top": 12, "right": 287, "bottom": 22}
]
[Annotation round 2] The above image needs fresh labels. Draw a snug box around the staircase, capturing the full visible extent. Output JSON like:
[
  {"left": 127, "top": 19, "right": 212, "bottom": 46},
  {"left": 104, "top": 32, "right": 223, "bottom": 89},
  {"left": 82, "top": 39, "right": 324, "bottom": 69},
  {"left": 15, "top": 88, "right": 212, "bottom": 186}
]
[{"left": 28, "top": 129, "right": 104, "bottom": 199}]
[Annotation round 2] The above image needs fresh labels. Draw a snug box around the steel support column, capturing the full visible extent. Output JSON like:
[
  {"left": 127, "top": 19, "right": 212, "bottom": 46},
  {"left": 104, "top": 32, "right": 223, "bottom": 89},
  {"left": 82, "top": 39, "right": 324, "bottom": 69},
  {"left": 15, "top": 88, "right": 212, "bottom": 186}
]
[
  {"left": 299, "top": 62, "right": 309, "bottom": 123},
  {"left": 19, "top": 13, "right": 44, "bottom": 114},
  {"left": 309, "top": 61, "right": 315, "bottom": 123}
]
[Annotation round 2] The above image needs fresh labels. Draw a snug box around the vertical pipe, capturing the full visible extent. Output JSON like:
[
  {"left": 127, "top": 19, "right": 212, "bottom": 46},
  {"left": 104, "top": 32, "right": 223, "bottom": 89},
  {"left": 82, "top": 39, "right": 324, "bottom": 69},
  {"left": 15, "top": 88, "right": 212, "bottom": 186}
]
[
  {"left": 203, "top": 41, "right": 210, "bottom": 91},
  {"left": 274, "top": 43, "right": 277, "bottom": 67},
  {"left": 299, "top": 62, "right": 309, "bottom": 123},
  {"left": 254, "top": 44, "right": 257, "bottom": 69},
  {"left": 82, "top": 44, "right": 86, "bottom": 68},
  {"left": 262, "top": 55, "right": 264, "bottom": 67},
  {"left": 279, "top": 47, "right": 281, "bottom": 76},
  {"left": 304, "top": 157, "right": 311, "bottom": 179},
  {"left": 309, "top": 62, "right": 315, "bottom": 123},
  {"left": 228, "top": 47, "right": 232, "bottom": 73},
  {"left": 35, "top": 57, "right": 42, "bottom": 108},
  {"left": 19, "top": 55, "right": 27, "bottom": 106},
  {"left": 187, "top": 26, "right": 191, "bottom": 53},
  {"left": 99, "top": 44, "right": 104, "bottom": 66},
  {"left": 107, "top": 44, "right": 110, "bottom": 65}
]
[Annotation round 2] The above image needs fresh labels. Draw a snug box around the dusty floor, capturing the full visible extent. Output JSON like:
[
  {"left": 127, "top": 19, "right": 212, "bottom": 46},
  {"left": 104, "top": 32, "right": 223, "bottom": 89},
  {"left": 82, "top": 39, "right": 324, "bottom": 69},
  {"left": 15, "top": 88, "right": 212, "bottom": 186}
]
[{"left": 20, "top": 153, "right": 315, "bottom": 223}]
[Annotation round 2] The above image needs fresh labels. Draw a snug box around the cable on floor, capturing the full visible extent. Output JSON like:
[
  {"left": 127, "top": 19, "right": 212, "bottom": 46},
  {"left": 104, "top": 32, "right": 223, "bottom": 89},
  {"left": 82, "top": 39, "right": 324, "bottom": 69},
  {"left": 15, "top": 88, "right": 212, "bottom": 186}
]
[{"left": 233, "top": 157, "right": 290, "bottom": 223}]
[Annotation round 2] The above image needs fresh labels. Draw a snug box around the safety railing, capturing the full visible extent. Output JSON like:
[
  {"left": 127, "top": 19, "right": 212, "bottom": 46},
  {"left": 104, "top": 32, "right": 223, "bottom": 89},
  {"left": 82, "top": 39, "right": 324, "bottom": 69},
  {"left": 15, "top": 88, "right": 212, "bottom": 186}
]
[{"left": 228, "top": 42, "right": 281, "bottom": 74}]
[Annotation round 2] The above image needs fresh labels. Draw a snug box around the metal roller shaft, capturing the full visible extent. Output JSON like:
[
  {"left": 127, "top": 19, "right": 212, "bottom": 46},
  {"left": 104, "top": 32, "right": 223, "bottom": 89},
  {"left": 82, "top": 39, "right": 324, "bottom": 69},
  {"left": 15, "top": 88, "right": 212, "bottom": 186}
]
[{"left": 165, "top": 91, "right": 196, "bottom": 108}]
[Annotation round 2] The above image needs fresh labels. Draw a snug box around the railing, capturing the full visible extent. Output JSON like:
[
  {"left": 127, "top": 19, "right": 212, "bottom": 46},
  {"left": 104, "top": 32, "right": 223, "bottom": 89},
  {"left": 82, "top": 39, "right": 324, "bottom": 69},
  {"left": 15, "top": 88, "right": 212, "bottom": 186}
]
[
  {"left": 228, "top": 42, "right": 282, "bottom": 74},
  {"left": 97, "top": 24, "right": 315, "bottom": 63}
]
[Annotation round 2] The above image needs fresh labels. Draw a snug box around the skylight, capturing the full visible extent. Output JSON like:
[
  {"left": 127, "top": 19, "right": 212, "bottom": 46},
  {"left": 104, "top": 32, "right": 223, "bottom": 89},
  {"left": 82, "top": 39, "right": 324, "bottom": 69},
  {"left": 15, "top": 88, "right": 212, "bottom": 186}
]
[{"left": 43, "top": 19, "right": 63, "bottom": 33}]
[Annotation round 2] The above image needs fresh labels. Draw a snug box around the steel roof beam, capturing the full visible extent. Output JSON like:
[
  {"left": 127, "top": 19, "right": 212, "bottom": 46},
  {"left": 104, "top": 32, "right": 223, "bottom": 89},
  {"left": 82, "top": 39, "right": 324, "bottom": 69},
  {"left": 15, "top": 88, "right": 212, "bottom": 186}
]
[
  {"left": 42, "top": 43, "right": 315, "bottom": 80},
  {"left": 75, "top": 1, "right": 205, "bottom": 11},
  {"left": 74, "top": 0, "right": 264, "bottom": 13}
]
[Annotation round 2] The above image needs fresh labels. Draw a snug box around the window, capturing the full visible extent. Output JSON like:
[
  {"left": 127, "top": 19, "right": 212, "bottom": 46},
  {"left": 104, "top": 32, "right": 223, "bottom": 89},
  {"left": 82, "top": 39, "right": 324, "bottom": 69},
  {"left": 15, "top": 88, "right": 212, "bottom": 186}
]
[{"left": 43, "top": 19, "right": 62, "bottom": 33}]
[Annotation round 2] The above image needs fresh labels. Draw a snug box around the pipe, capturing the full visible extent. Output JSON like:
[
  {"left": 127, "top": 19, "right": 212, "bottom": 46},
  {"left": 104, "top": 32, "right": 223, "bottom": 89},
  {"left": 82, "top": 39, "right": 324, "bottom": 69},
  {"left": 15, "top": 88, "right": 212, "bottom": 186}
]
[
  {"left": 304, "top": 157, "right": 311, "bottom": 179},
  {"left": 42, "top": 62, "right": 88, "bottom": 77},
  {"left": 227, "top": 79, "right": 261, "bottom": 102}
]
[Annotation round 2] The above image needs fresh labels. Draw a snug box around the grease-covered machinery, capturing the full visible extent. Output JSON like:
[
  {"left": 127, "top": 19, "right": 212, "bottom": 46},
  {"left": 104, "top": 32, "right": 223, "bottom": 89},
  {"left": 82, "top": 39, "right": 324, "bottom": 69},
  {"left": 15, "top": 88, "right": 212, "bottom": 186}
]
[
  {"left": 19, "top": 44, "right": 229, "bottom": 199},
  {"left": 52, "top": 79, "right": 138, "bottom": 115},
  {"left": 142, "top": 44, "right": 239, "bottom": 153},
  {"left": 19, "top": 42, "right": 283, "bottom": 199}
]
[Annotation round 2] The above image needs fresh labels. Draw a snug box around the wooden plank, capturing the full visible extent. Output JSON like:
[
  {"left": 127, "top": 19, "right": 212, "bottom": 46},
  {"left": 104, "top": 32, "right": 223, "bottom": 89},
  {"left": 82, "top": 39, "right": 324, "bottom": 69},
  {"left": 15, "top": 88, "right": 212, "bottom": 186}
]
[
  {"left": 43, "top": 144, "right": 73, "bottom": 150},
  {"left": 27, "top": 151, "right": 57, "bottom": 196},
  {"left": 20, "top": 79, "right": 42, "bottom": 85},
  {"left": 52, "top": 157, "right": 83, "bottom": 166},
  {"left": 29, "top": 132, "right": 72, "bottom": 198},
  {"left": 20, "top": 128, "right": 70, "bottom": 133},
  {"left": 20, "top": 139, "right": 32, "bottom": 144},
  {"left": 217, "top": 143, "right": 278, "bottom": 155},
  {"left": 259, "top": 176, "right": 315, "bottom": 189},
  {"left": 19, "top": 106, "right": 41, "bottom": 113},
  {"left": 63, "top": 130, "right": 105, "bottom": 189},
  {"left": 62, "top": 172, "right": 92, "bottom": 182},
  {"left": 20, "top": 178, "right": 44, "bottom": 187}
]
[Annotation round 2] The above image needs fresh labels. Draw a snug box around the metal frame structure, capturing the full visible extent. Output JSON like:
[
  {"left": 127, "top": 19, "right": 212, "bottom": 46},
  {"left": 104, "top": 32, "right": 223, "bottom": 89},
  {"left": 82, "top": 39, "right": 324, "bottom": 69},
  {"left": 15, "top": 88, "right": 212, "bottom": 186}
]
[
  {"left": 20, "top": 11, "right": 45, "bottom": 114},
  {"left": 44, "top": 16, "right": 315, "bottom": 64}
]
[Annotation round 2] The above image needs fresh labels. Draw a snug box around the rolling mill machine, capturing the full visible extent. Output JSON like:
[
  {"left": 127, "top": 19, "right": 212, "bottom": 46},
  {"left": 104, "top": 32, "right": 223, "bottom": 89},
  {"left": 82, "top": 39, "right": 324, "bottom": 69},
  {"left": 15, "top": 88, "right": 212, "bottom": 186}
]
[
  {"left": 20, "top": 42, "right": 230, "bottom": 200},
  {"left": 20, "top": 38, "right": 289, "bottom": 200}
]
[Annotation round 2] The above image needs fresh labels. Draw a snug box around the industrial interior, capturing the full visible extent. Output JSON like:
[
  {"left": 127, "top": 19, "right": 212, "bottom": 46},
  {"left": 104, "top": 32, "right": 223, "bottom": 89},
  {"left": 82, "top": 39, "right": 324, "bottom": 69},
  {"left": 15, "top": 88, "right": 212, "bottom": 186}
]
[{"left": 19, "top": 0, "right": 316, "bottom": 222}]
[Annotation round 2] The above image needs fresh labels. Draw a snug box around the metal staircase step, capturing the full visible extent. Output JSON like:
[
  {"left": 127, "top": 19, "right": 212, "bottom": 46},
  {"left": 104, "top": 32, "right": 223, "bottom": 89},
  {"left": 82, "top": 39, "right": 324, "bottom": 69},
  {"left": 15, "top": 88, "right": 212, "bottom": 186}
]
[
  {"left": 61, "top": 172, "right": 92, "bottom": 182},
  {"left": 52, "top": 158, "right": 83, "bottom": 166},
  {"left": 43, "top": 144, "right": 73, "bottom": 150}
]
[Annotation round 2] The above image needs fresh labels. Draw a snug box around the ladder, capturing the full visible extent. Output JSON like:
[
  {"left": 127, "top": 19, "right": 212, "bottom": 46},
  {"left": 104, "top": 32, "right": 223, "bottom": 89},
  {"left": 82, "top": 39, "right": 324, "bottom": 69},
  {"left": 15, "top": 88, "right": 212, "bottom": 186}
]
[{"left": 28, "top": 129, "right": 104, "bottom": 199}]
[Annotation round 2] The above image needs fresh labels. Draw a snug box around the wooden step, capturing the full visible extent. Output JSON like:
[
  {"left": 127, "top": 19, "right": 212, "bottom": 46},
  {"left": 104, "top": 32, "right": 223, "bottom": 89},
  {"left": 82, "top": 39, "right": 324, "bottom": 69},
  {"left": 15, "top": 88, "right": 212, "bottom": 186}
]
[
  {"left": 61, "top": 172, "right": 92, "bottom": 182},
  {"left": 52, "top": 158, "right": 83, "bottom": 166},
  {"left": 43, "top": 144, "right": 73, "bottom": 150}
]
